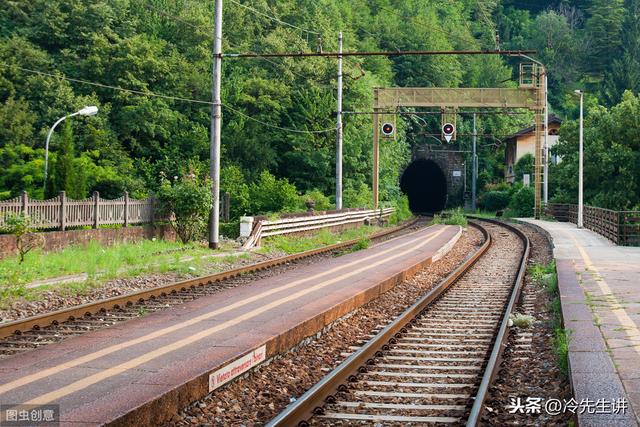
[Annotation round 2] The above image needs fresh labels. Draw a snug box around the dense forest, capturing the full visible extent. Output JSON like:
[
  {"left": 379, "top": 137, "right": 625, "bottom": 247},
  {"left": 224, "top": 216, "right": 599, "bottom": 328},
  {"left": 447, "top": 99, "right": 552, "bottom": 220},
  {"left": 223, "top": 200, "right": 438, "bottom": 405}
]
[{"left": 0, "top": 0, "right": 639, "bottom": 216}]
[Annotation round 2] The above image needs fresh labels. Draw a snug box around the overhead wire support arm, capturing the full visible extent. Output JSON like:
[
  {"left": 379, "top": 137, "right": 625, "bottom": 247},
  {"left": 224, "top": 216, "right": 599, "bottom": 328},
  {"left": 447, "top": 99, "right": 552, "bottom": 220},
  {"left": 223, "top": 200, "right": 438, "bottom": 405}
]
[{"left": 222, "top": 49, "right": 536, "bottom": 59}]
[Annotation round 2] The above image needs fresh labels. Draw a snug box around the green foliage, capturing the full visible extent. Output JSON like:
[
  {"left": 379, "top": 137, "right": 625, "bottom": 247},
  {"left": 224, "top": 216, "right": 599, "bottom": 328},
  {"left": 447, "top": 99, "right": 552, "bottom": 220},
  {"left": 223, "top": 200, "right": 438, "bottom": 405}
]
[
  {"left": 431, "top": 208, "right": 467, "bottom": 227},
  {"left": 219, "top": 220, "right": 240, "bottom": 239},
  {"left": 1, "top": 213, "right": 43, "bottom": 263},
  {"left": 301, "top": 189, "right": 332, "bottom": 211},
  {"left": 513, "top": 153, "right": 534, "bottom": 183},
  {"left": 249, "top": 171, "right": 299, "bottom": 214},
  {"left": 479, "top": 191, "right": 511, "bottom": 212},
  {"left": 157, "top": 174, "right": 212, "bottom": 243},
  {"left": 508, "top": 186, "right": 535, "bottom": 217},
  {"left": 389, "top": 195, "right": 411, "bottom": 225},
  {"left": 343, "top": 182, "right": 373, "bottom": 209},
  {"left": 550, "top": 92, "right": 640, "bottom": 210}
]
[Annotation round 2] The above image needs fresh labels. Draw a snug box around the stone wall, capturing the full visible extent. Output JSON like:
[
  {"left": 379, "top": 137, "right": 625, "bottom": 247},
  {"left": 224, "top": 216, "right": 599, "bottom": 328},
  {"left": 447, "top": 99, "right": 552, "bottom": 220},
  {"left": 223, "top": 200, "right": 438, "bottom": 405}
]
[
  {"left": 413, "top": 144, "right": 465, "bottom": 208},
  {"left": 0, "top": 224, "right": 176, "bottom": 259}
]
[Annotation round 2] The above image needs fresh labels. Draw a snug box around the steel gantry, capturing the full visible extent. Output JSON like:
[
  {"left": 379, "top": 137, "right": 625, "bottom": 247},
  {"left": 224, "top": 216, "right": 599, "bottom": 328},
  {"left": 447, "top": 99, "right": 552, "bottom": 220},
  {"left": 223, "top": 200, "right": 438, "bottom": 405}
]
[{"left": 372, "top": 63, "right": 546, "bottom": 218}]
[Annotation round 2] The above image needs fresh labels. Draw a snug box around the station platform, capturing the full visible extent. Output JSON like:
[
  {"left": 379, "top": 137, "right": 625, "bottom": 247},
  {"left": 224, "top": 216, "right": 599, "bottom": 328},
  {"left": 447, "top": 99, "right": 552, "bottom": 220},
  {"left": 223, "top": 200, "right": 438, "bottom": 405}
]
[
  {"left": 0, "top": 224, "right": 461, "bottom": 426},
  {"left": 520, "top": 219, "right": 640, "bottom": 427}
]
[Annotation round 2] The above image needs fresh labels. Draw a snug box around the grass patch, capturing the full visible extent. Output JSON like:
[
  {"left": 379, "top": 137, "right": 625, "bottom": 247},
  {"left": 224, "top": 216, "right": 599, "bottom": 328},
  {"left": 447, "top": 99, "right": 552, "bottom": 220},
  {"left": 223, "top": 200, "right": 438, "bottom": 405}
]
[
  {"left": 0, "top": 239, "right": 219, "bottom": 305},
  {"left": 261, "top": 225, "right": 382, "bottom": 255},
  {"left": 465, "top": 210, "right": 497, "bottom": 219},
  {"left": 510, "top": 312, "right": 536, "bottom": 328},
  {"left": 531, "top": 260, "right": 570, "bottom": 376},
  {"left": 431, "top": 208, "right": 468, "bottom": 227}
]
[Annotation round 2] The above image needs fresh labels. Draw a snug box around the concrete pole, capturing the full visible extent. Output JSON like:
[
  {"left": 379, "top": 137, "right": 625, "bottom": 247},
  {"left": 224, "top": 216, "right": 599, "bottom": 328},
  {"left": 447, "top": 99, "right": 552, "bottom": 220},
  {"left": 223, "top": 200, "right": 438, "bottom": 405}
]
[
  {"left": 543, "top": 71, "right": 549, "bottom": 205},
  {"left": 578, "top": 91, "right": 584, "bottom": 229},
  {"left": 336, "top": 31, "right": 343, "bottom": 210},
  {"left": 472, "top": 113, "right": 477, "bottom": 212},
  {"left": 209, "top": 0, "right": 223, "bottom": 249}
]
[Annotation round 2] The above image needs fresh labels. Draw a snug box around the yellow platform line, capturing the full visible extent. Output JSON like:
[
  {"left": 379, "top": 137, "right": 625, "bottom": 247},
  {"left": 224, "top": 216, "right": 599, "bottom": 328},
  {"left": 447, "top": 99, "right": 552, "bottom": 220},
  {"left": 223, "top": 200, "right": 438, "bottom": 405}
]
[
  {"left": 24, "top": 227, "right": 449, "bottom": 404},
  {"left": 564, "top": 231, "right": 640, "bottom": 355},
  {"left": 0, "top": 226, "right": 447, "bottom": 398}
]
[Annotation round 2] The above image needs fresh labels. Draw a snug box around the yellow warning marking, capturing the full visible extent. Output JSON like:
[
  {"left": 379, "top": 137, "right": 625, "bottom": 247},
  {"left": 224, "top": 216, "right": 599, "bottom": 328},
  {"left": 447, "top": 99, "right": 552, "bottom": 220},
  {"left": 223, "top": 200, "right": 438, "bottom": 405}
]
[
  {"left": 564, "top": 231, "right": 640, "bottom": 356},
  {"left": 0, "top": 226, "right": 448, "bottom": 398},
  {"left": 24, "top": 227, "right": 448, "bottom": 404}
]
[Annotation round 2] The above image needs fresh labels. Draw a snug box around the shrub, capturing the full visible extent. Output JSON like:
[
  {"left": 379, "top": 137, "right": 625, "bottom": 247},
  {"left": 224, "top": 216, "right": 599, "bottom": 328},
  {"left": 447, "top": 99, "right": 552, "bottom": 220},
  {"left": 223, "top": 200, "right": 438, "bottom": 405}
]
[
  {"left": 514, "top": 153, "right": 534, "bottom": 183},
  {"left": 219, "top": 220, "right": 240, "bottom": 239},
  {"left": 479, "top": 191, "right": 510, "bottom": 211},
  {"left": 431, "top": 208, "right": 467, "bottom": 226},
  {"left": 389, "top": 195, "right": 411, "bottom": 224},
  {"left": 221, "top": 165, "right": 250, "bottom": 220},
  {"left": 301, "top": 189, "right": 332, "bottom": 211},
  {"left": 157, "top": 175, "right": 213, "bottom": 243},
  {"left": 343, "top": 182, "right": 373, "bottom": 209},
  {"left": 508, "top": 186, "right": 535, "bottom": 217},
  {"left": 2, "top": 214, "right": 44, "bottom": 263},
  {"left": 249, "top": 171, "right": 300, "bottom": 214}
]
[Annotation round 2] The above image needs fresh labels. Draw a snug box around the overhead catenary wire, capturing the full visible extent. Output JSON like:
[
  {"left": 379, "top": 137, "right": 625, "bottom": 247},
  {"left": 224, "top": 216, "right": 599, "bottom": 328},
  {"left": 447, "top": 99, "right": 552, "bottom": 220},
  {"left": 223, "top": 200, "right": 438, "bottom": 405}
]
[{"left": 2, "top": 63, "right": 337, "bottom": 135}]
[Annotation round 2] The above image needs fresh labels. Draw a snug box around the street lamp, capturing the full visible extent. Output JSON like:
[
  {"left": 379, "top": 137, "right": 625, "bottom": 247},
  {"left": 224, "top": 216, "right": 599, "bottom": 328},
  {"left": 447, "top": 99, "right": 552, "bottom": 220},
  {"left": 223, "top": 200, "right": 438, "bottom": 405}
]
[
  {"left": 43, "top": 106, "right": 99, "bottom": 194},
  {"left": 574, "top": 90, "right": 584, "bottom": 229}
]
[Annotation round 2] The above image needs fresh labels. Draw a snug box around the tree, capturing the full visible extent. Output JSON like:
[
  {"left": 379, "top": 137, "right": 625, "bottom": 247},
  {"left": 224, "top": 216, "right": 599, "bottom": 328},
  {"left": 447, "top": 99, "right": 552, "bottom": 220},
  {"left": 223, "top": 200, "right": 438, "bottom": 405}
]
[
  {"left": 585, "top": 0, "right": 625, "bottom": 76},
  {"left": 2, "top": 213, "right": 44, "bottom": 263},
  {"left": 157, "top": 174, "right": 212, "bottom": 244}
]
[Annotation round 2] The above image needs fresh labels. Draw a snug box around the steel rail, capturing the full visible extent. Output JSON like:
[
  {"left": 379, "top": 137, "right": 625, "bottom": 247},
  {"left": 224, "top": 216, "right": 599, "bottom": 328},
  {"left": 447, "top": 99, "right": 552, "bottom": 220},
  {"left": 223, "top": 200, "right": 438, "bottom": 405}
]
[
  {"left": 267, "top": 220, "right": 492, "bottom": 426},
  {"left": 0, "top": 219, "right": 420, "bottom": 340},
  {"left": 267, "top": 218, "right": 529, "bottom": 427},
  {"left": 465, "top": 217, "right": 530, "bottom": 426}
]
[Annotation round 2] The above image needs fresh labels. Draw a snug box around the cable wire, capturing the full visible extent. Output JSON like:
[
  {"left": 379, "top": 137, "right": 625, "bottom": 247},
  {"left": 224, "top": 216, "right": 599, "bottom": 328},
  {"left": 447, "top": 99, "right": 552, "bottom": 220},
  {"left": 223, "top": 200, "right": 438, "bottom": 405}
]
[
  {"left": 1, "top": 63, "right": 215, "bottom": 105},
  {"left": 2, "top": 63, "right": 337, "bottom": 135},
  {"left": 222, "top": 103, "right": 336, "bottom": 134},
  {"left": 228, "top": 0, "right": 319, "bottom": 35}
]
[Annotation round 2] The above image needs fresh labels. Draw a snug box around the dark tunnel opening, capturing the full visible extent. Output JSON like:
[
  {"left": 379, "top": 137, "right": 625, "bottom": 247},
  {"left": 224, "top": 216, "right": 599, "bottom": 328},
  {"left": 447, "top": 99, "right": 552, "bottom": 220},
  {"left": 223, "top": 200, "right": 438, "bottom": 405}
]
[{"left": 400, "top": 159, "right": 448, "bottom": 214}]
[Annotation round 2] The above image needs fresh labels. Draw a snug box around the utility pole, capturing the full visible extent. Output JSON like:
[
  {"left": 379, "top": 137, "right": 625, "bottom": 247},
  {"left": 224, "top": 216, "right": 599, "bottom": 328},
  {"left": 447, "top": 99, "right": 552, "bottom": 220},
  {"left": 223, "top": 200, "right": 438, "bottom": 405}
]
[
  {"left": 576, "top": 90, "right": 584, "bottom": 229},
  {"left": 209, "top": 0, "right": 223, "bottom": 249},
  {"left": 543, "top": 72, "right": 549, "bottom": 205},
  {"left": 472, "top": 113, "right": 477, "bottom": 212},
  {"left": 336, "top": 31, "right": 343, "bottom": 210}
]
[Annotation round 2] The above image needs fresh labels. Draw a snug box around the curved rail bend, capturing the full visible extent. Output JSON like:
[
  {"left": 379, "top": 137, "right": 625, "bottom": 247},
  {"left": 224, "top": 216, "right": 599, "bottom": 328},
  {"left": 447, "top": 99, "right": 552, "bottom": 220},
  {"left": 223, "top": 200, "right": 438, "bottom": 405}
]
[{"left": 268, "top": 218, "right": 529, "bottom": 426}]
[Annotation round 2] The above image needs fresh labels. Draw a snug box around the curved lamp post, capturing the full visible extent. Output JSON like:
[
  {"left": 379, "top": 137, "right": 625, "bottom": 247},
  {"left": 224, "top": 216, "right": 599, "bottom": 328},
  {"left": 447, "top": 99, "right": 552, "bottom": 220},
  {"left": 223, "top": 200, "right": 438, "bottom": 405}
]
[
  {"left": 573, "top": 90, "right": 584, "bottom": 229},
  {"left": 43, "top": 106, "right": 98, "bottom": 194}
]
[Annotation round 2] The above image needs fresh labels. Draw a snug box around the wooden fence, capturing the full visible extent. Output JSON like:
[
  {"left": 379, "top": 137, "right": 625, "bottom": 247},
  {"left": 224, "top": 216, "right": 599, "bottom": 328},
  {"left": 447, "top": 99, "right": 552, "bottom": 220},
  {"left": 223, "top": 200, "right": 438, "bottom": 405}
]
[
  {"left": 0, "top": 191, "right": 231, "bottom": 231},
  {"left": 545, "top": 203, "right": 640, "bottom": 246}
]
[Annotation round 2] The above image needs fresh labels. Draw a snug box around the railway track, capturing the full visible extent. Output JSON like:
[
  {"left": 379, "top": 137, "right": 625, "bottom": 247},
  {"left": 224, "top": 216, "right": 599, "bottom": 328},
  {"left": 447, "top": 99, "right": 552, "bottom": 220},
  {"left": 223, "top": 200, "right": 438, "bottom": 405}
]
[
  {"left": 0, "top": 218, "right": 425, "bottom": 358},
  {"left": 268, "top": 218, "right": 529, "bottom": 426}
]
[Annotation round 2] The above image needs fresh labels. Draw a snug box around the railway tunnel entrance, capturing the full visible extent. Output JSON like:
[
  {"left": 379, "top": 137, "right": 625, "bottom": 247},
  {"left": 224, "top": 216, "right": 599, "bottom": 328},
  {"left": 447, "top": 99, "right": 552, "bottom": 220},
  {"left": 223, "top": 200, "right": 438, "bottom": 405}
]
[{"left": 400, "top": 159, "right": 448, "bottom": 214}]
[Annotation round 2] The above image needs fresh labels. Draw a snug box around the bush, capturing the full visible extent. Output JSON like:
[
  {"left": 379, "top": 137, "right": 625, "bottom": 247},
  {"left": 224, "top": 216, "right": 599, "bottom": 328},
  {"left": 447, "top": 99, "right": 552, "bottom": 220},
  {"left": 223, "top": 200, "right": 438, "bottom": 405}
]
[
  {"left": 479, "top": 191, "right": 510, "bottom": 211},
  {"left": 389, "top": 195, "right": 411, "bottom": 224},
  {"left": 301, "top": 189, "right": 332, "bottom": 211},
  {"left": 343, "top": 182, "right": 373, "bottom": 208},
  {"left": 219, "top": 220, "right": 240, "bottom": 239},
  {"left": 157, "top": 174, "right": 213, "bottom": 243},
  {"left": 221, "top": 165, "right": 250, "bottom": 220},
  {"left": 514, "top": 153, "right": 534, "bottom": 183},
  {"left": 508, "top": 186, "right": 535, "bottom": 217},
  {"left": 1, "top": 213, "right": 44, "bottom": 263},
  {"left": 249, "top": 171, "right": 300, "bottom": 214},
  {"left": 431, "top": 208, "right": 467, "bottom": 226}
]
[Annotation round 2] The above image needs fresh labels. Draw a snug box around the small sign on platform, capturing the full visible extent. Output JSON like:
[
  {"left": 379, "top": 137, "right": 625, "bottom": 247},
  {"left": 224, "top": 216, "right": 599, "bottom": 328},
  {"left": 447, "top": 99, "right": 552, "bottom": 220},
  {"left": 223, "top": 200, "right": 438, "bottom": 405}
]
[
  {"left": 452, "top": 170, "right": 462, "bottom": 177},
  {"left": 209, "top": 345, "right": 267, "bottom": 392}
]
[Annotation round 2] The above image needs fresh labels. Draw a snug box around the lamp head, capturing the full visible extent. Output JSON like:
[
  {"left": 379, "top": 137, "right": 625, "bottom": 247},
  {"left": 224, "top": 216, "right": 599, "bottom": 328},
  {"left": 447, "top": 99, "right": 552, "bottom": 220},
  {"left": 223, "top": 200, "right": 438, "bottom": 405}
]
[
  {"left": 574, "top": 89, "right": 582, "bottom": 95},
  {"left": 78, "top": 106, "right": 98, "bottom": 116}
]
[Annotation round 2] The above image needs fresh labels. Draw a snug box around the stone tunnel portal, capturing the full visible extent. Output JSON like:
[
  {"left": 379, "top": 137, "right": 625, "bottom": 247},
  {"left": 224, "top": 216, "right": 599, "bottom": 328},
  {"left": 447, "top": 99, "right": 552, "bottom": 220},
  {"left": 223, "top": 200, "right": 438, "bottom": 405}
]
[{"left": 400, "top": 159, "right": 448, "bottom": 214}]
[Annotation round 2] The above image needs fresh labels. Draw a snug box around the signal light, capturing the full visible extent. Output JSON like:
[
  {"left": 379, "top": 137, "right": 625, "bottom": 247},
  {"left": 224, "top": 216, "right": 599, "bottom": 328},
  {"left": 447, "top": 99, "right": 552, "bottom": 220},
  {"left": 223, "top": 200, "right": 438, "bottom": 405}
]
[
  {"left": 381, "top": 123, "right": 394, "bottom": 136},
  {"left": 442, "top": 123, "right": 455, "bottom": 142}
]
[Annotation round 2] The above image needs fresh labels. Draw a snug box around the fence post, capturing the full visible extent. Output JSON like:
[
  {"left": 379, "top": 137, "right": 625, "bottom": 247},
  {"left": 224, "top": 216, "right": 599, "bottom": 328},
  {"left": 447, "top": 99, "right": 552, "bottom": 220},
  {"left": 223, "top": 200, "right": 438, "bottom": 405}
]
[
  {"left": 21, "top": 191, "right": 28, "bottom": 215},
  {"left": 150, "top": 193, "right": 156, "bottom": 223},
  {"left": 59, "top": 191, "right": 66, "bottom": 231},
  {"left": 124, "top": 191, "right": 129, "bottom": 227},
  {"left": 223, "top": 192, "right": 230, "bottom": 222},
  {"left": 93, "top": 191, "right": 100, "bottom": 229}
]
